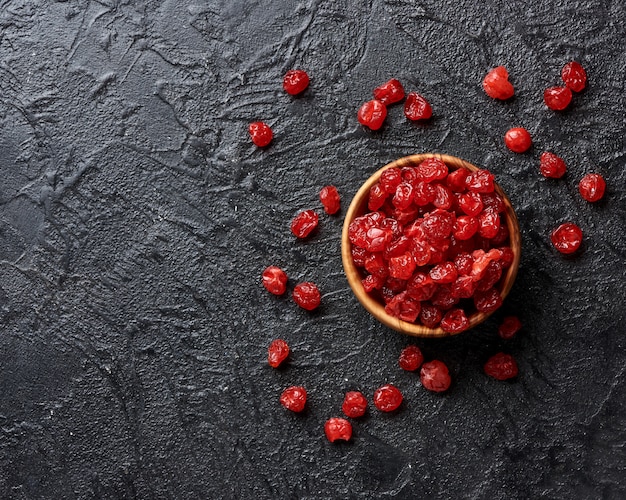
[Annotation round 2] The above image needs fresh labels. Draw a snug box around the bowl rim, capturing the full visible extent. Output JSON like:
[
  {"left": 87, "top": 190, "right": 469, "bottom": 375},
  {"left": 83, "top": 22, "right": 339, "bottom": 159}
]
[{"left": 341, "top": 153, "right": 521, "bottom": 338}]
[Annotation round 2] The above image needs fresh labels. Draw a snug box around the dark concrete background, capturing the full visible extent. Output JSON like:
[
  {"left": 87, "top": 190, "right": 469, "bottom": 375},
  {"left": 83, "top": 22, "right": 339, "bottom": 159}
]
[{"left": 0, "top": 1, "right": 624, "bottom": 498}]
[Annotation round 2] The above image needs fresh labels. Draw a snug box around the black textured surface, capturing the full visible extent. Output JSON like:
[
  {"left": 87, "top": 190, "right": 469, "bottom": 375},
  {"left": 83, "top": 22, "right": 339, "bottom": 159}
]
[{"left": 1, "top": 1, "right": 625, "bottom": 499}]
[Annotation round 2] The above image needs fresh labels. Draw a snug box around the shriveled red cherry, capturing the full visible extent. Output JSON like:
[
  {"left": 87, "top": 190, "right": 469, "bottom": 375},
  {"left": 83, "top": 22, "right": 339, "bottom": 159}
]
[
  {"left": 440, "top": 308, "right": 469, "bottom": 333},
  {"left": 419, "top": 303, "right": 442, "bottom": 328},
  {"left": 498, "top": 316, "right": 522, "bottom": 339},
  {"left": 453, "top": 215, "right": 479, "bottom": 240},
  {"left": 325, "top": 417, "right": 352, "bottom": 442},
  {"left": 578, "top": 173, "right": 606, "bottom": 202},
  {"left": 504, "top": 127, "right": 532, "bottom": 153},
  {"left": 539, "top": 152, "right": 567, "bottom": 179},
  {"left": 248, "top": 121, "right": 273, "bottom": 147},
  {"left": 283, "top": 69, "right": 310, "bottom": 95},
  {"left": 446, "top": 167, "right": 469, "bottom": 192},
  {"left": 429, "top": 262, "right": 458, "bottom": 284},
  {"left": 280, "top": 386, "right": 307, "bottom": 412},
  {"left": 420, "top": 360, "right": 451, "bottom": 392},
  {"left": 484, "top": 352, "right": 518, "bottom": 380},
  {"left": 458, "top": 191, "right": 484, "bottom": 216},
  {"left": 404, "top": 92, "right": 432, "bottom": 121},
  {"left": 465, "top": 169, "right": 495, "bottom": 193},
  {"left": 373, "top": 78, "right": 405, "bottom": 105},
  {"left": 262, "top": 265, "right": 288, "bottom": 295},
  {"left": 291, "top": 209, "right": 319, "bottom": 238},
  {"left": 389, "top": 252, "right": 417, "bottom": 280},
  {"left": 268, "top": 339, "right": 290, "bottom": 368},
  {"left": 474, "top": 287, "right": 503, "bottom": 313},
  {"left": 418, "top": 158, "right": 448, "bottom": 182},
  {"left": 561, "top": 61, "right": 587, "bottom": 92},
  {"left": 482, "top": 66, "right": 514, "bottom": 100},
  {"left": 292, "top": 282, "right": 321, "bottom": 310},
  {"left": 380, "top": 168, "right": 403, "bottom": 194},
  {"left": 550, "top": 222, "right": 582, "bottom": 254},
  {"left": 358, "top": 99, "right": 387, "bottom": 130},
  {"left": 342, "top": 391, "right": 368, "bottom": 418},
  {"left": 384, "top": 291, "right": 421, "bottom": 322},
  {"left": 399, "top": 345, "right": 424, "bottom": 371},
  {"left": 544, "top": 86, "right": 572, "bottom": 111},
  {"left": 373, "top": 384, "right": 403, "bottom": 412},
  {"left": 319, "top": 185, "right": 341, "bottom": 214}
]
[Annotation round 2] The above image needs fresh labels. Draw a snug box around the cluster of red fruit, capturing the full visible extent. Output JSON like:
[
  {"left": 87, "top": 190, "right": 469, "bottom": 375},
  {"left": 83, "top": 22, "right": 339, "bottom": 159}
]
[{"left": 482, "top": 61, "right": 606, "bottom": 254}]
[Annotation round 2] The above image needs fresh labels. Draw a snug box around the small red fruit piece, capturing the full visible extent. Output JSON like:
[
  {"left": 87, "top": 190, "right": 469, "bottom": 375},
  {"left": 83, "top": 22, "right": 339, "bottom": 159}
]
[
  {"left": 380, "top": 168, "right": 403, "bottom": 194},
  {"left": 458, "top": 191, "right": 484, "bottom": 216},
  {"left": 484, "top": 352, "right": 518, "bottom": 380},
  {"left": 373, "top": 78, "right": 405, "bottom": 105},
  {"left": 292, "top": 282, "right": 321, "bottom": 310},
  {"left": 440, "top": 308, "right": 470, "bottom": 333},
  {"left": 291, "top": 209, "right": 319, "bottom": 238},
  {"left": 429, "top": 262, "right": 458, "bottom": 284},
  {"left": 504, "top": 127, "right": 532, "bottom": 153},
  {"left": 544, "top": 86, "right": 572, "bottom": 111},
  {"left": 578, "top": 173, "right": 606, "bottom": 202},
  {"left": 262, "top": 265, "right": 288, "bottom": 295},
  {"left": 474, "top": 287, "right": 503, "bottom": 313},
  {"left": 280, "top": 386, "right": 307, "bottom": 412},
  {"left": 399, "top": 345, "right": 424, "bottom": 371},
  {"left": 419, "top": 303, "right": 442, "bottom": 328},
  {"left": 268, "top": 339, "right": 290, "bottom": 368},
  {"left": 404, "top": 92, "right": 432, "bottom": 121},
  {"left": 498, "top": 316, "right": 522, "bottom": 339},
  {"left": 482, "top": 66, "right": 514, "bottom": 100},
  {"left": 539, "top": 152, "right": 567, "bottom": 179},
  {"left": 389, "top": 252, "right": 417, "bottom": 280},
  {"left": 319, "top": 185, "right": 341, "bottom": 214},
  {"left": 465, "top": 169, "right": 495, "bottom": 193},
  {"left": 446, "top": 168, "right": 470, "bottom": 192},
  {"left": 550, "top": 223, "right": 583, "bottom": 254},
  {"left": 373, "top": 384, "right": 403, "bottom": 412},
  {"left": 420, "top": 360, "right": 451, "bottom": 392},
  {"left": 384, "top": 291, "right": 421, "bottom": 322},
  {"left": 248, "top": 121, "right": 273, "bottom": 147},
  {"left": 418, "top": 158, "right": 448, "bottom": 182},
  {"left": 325, "top": 417, "right": 352, "bottom": 442},
  {"left": 453, "top": 215, "right": 479, "bottom": 240},
  {"left": 561, "top": 61, "right": 587, "bottom": 92},
  {"left": 342, "top": 391, "right": 368, "bottom": 418},
  {"left": 358, "top": 99, "right": 387, "bottom": 130},
  {"left": 283, "top": 69, "right": 310, "bottom": 95}
]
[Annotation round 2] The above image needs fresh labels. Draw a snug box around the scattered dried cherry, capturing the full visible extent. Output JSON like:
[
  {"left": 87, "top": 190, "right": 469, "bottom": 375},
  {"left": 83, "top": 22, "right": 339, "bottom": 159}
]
[
  {"left": 280, "top": 386, "right": 307, "bottom": 412},
  {"left": 544, "top": 86, "right": 572, "bottom": 111},
  {"left": 283, "top": 69, "right": 310, "bottom": 95},
  {"left": 292, "top": 282, "right": 321, "bottom": 310},
  {"left": 561, "top": 61, "right": 587, "bottom": 92},
  {"left": 262, "top": 265, "right": 288, "bottom": 295},
  {"left": 319, "top": 185, "right": 341, "bottom": 214},
  {"left": 498, "top": 316, "right": 522, "bottom": 339},
  {"left": 268, "top": 339, "right": 290, "bottom": 368},
  {"left": 484, "top": 353, "right": 518, "bottom": 380},
  {"left": 420, "top": 360, "right": 451, "bottom": 392},
  {"left": 550, "top": 223, "right": 582, "bottom": 254},
  {"left": 291, "top": 209, "right": 319, "bottom": 238},
  {"left": 482, "top": 66, "right": 514, "bottom": 100},
  {"left": 539, "top": 152, "right": 567, "bottom": 179},
  {"left": 358, "top": 99, "right": 387, "bottom": 130},
  {"left": 504, "top": 127, "right": 532, "bottom": 153},
  {"left": 373, "top": 384, "right": 403, "bottom": 412},
  {"left": 248, "top": 121, "right": 273, "bottom": 147},
  {"left": 399, "top": 345, "right": 424, "bottom": 372},
  {"left": 373, "top": 78, "right": 405, "bottom": 105},
  {"left": 325, "top": 418, "right": 352, "bottom": 442},
  {"left": 404, "top": 92, "right": 432, "bottom": 121},
  {"left": 342, "top": 391, "right": 368, "bottom": 418},
  {"left": 578, "top": 173, "right": 606, "bottom": 202}
]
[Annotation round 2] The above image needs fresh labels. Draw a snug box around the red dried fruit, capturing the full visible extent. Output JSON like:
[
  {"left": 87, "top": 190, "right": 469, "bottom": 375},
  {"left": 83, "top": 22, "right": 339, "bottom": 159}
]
[
  {"left": 373, "top": 78, "right": 405, "bottom": 105},
  {"left": 454, "top": 252, "right": 473, "bottom": 275},
  {"left": 475, "top": 260, "right": 502, "bottom": 291},
  {"left": 544, "top": 86, "right": 572, "bottom": 111},
  {"left": 406, "top": 272, "right": 437, "bottom": 301},
  {"left": 268, "top": 339, "right": 290, "bottom": 368},
  {"left": 578, "top": 173, "right": 606, "bottom": 202},
  {"left": 384, "top": 291, "right": 421, "bottom": 322},
  {"left": 504, "top": 127, "right": 532, "bottom": 153},
  {"left": 291, "top": 209, "right": 319, "bottom": 238},
  {"left": 365, "top": 252, "right": 388, "bottom": 278},
  {"left": 478, "top": 207, "right": 500, "bottom": 239},
  {"left": 319, "top": 185, "right": 341, "bottom": 214},
  {"left": 404, "top": 92, "right": 432, "bottom": 121},
  {"left": 248, "top": 121, "right": 273, "bottom": 147},
  {"left": 539, "top": 152, "right": 567, "bottom": 179},
  {"left": 482, "top": 66, "right": 514, "bottom": 100},
  {"left": 474, "top": 287, "right": 503, "bottom": 313},
  {"left": 550, "top": 222, "right": 583, "bottom": 254},
  {"left": 373, "top": 384, "right": 403, "bottom": 412},
  {"left": 280, "top": 386, "right": 307, "bottom": 412},
  {"left": 325, "top": 417, "right": 352, "bottom": 442},
  {"left": 419, "top": 303, "right": 443, "bottom": 328},
  {"left": 561, "top": 61, "right": 587, "bottom": 92},
  {"left": 453, "top": 215, "right": 479, "bottom": 240},
  {"left": 458, "top": 191, "right": 484, "bottom": 216},
  {"left": 422, "top": 209, "right": 455, "bottom": 241},
  {"left": 388, "top": 252, "right": 417, "bottom": 280},
  {"left": 399, "top": 345, "right": 424, "bottom": 371},
  {"left": 451, "top": 275, "right": 476, "bottom": 299},
  {"left": 465, "top": 170, "right": 495, "bottom": 194},
  {"left": 498, "top": 316, "right": 522, "bottom": 339},
  {"left": 380, "top": 168, "right": 403, "bottom": 194},
  {"left": 358, "top": 99, "right": 387, "bottom": 130},
  {"left": 283, "top": 69, "right": 310, "bottom": 95},
  {"left": 440, "top": 308, "right": 470, "bottom": 333},
  {"left": 362, "top": 273, "right": 384, "bottom": 292},
  {"left": 433, "top": 184, "right": 453, "bottom": 210},
  {"left": 351, "top": 246, "right": 367, "bottom": 266},
  {"left": 429, "top": 262, "right": 458, "bottom": 284},
  {"left": 292, "top": 282, "right": 321, "bottom": 310},
  {"left": 342, "top": 391, "right": 368, "bottom": 418},
  {"left": 431, "top": 285, "right": 458, "bottom": 310},
  {"left": 446, "top": 168, "right": 470, "bottom": 192},
  {"left": 484, "top": 352, "right": 518, "bottom": 380},
  {"left": 420, "top": 360, "right": 451, "bottom": 392},
  {"left": 262, "top": 265, "right": 288, "bottom": 295},
  {"left": 418, "top": 158, "right": 448, "bottom": 182},
  {"left": 368, "top": 183, "right": 388, "bottom": 211},
  {"left": 413, "top": 181, "right": 436, "bottom": 206},
  {"left": 393, "top": 182, "right": 415, "bottom": 210}
]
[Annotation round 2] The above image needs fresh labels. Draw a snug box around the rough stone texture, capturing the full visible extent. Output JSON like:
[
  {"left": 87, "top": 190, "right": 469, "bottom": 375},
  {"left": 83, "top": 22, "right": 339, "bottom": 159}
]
[{"left": 0, "top": 1, "right": 624, "bottom": 499}]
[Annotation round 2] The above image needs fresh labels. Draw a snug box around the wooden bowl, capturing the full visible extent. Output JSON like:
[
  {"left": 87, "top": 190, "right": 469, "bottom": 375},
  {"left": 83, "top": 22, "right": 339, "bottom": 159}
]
[{"left": 341, "top": 153, "right": 521, "bottom": 337}]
